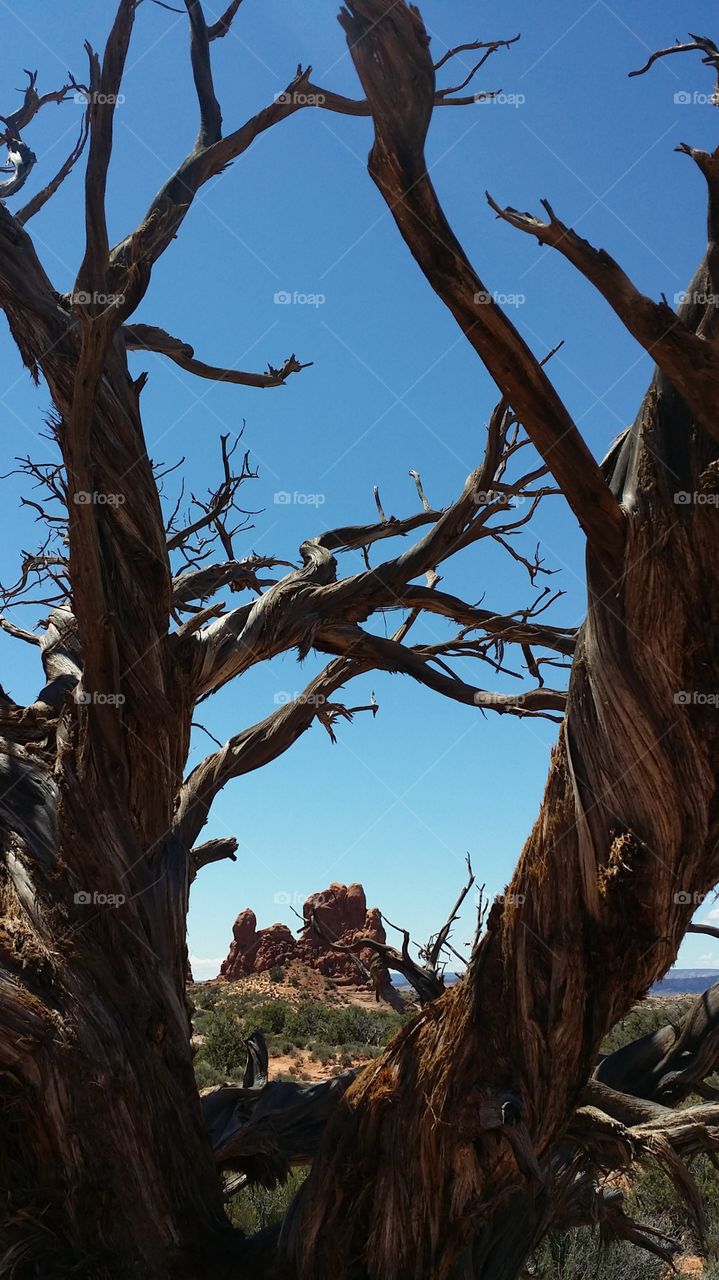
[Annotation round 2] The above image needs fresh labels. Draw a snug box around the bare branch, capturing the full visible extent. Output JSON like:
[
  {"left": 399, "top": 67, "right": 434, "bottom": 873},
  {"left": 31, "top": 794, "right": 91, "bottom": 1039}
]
[
  {"left": 425, "top": 854, "right": 475, "bottom": 969},
  {"left": 123, "top": 323, "right": 311, "bottom": 388},
  {"left": 207, "top": 0, "right": 245, "bottom": 41},
  {"left": 184, "top": 0, "right": 222, "bottom": 148},
  {"left": 337, "top": 0, "right": 626, "bottom": 572},
  {"left": 487, "top": 193, "right": 719, "bottom": 444},
  {"left": 676, "top": 143, "right": 719, "bottom": 333},
  {"left": 191, "top": 836, "right": 238, "bottom": 877},
  {"left": 629, "top": 34, "right": 719, "bottom": 85},
  {"left": 16, "top": 110, "right": 90, "bottom": 225},
  {"left": 174, "top": 657, "right": 374, "bottom": 848},
  {"left": 76, "top": 3, "right": 138, "bottom": 306}
]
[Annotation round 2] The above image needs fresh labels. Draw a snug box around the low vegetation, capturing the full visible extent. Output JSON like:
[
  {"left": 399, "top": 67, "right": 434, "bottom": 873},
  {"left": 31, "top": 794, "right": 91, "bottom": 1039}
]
[
  {"left": 194, "top": 989, "right": 719, "bottom": 1270},
  {"left": 190, "top": 983, "right": 408, "bottom": 1089}
]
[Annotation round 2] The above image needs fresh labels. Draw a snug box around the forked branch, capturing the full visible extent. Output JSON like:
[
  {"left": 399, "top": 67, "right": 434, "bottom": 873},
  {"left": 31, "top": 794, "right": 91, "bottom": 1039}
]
[{"left": 337, "top": 0, "right": 625, "bottom": 572}]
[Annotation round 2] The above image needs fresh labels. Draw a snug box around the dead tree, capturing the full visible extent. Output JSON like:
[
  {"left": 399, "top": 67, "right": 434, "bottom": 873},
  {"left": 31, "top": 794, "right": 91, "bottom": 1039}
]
[
  {"left": 2, "top": 2, "right": 719, "bottom": 1278},
  {"left": 283, "top": 10, "right": 719, "bottom": 1280},
  {"left": 0, "top": 7, "right": 571, "bottom": 1278}
]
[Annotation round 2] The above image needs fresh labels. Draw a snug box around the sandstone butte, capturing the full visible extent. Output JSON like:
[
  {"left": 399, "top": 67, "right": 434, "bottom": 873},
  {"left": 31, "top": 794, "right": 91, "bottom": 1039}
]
[{"left": 218, "top": 882, "right": 393, "bottom": 996}]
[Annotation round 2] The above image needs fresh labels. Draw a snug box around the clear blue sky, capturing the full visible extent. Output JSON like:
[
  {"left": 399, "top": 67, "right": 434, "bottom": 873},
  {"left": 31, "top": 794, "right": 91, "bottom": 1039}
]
[{"left": 0, "top": 1, "right": 716, "bottom": 977}]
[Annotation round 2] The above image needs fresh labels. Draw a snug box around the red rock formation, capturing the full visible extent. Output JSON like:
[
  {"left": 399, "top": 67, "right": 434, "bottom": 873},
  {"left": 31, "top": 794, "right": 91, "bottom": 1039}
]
[{"left": 218, "top": 882, "right": 393, "bottom": 996}]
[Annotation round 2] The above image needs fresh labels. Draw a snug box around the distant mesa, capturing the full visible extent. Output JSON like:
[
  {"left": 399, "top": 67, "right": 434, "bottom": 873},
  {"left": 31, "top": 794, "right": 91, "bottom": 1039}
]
[{"left": 218, "top": 881, "right": 393, "bottom": 997}]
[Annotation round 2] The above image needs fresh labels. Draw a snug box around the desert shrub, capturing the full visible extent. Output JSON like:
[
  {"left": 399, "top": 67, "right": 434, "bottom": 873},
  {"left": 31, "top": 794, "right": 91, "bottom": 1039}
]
[
  {"left": 189, "top": 982, "right": 224, "bottom": 1010},
  {"left": 192, "top": 1056, "right": 220, "bottom": 1090},
  {"left": 600, "top": 999, "right": 692, "bottom": 1055},
  {"left": 269, "top": 964, "right": 284, "bottom": 984},
  {"left": 310, "top": 1045, "right": 335, "bottom": 1065},
  {"left": 226, "top": 1170, "right": 307, "bottom": 1233},
  {"left": 251, "top": 999, "right": 290, "bottom": 1035},
  {"left": 529, "top": 1230, "right": 664, "bottom": 1280},
  {"left": 200, "top": 1008, "right": 247, "bottom": 1076}
]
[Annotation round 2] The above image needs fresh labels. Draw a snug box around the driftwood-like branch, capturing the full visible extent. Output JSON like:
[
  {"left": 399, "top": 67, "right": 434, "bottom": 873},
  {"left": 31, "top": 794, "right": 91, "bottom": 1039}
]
[
  {"left": 190, "top": 836, "right": 238, "bottom": 877},
  {"left": 595, "top": 981, "right": 719, "bottom": 1106},
  {"left": 204, "top": 1059, "right": 355, "bottom": 1185},
  {"left": 123, "top": 324, "right": 310, "bottom": 389},
  {"left": 101, "top": 10, "right": 519, "bottom": 322},
  {"left": 315, "top": 624, "right": 567, "bottom": 721},
  {"left": 676, "top": 143, "right": 719, "bottom": 334},
  {"left": 629, "top": 34, "right": 719, "bottom": 83}
]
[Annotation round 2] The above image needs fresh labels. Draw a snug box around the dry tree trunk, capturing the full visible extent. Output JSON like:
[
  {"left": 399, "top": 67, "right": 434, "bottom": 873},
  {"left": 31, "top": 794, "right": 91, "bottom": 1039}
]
[
  {"left": 292, "top": 349, "right": 719, "bottom": 1280},
  {"left": 285, "top": 7, "right": 719, "bottom": 1279},
  {"left": 0, "top": 213, "right": 237, "bottom": 1277}
]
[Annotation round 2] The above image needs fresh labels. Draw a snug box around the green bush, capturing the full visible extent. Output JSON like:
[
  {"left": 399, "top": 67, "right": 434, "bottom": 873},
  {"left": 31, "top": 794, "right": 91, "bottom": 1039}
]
[
  {"left": 201, "top": 1008, "right": 247, "bottom": 1077},
  {"left": 251, "top": 999, "right": 290, "bottom": 1034},
  {"left": 226, "top": 1169, "right": 307, "bottom": 1234}
]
